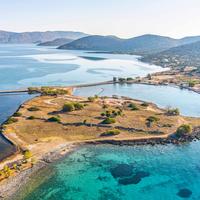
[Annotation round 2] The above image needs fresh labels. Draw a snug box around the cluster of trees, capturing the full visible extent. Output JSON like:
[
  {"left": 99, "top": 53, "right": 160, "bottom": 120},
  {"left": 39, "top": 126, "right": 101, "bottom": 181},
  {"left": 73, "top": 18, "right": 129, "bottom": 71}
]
[
  {"left": 113, "top": 77, "right": 134, "bottom": 83},
  {"left": 101, "top": 109, "right": 122, "bottom": 118},
  {"left": 40, "top": 87, "right": 68, "bottom": 96},
  {"left": 101, "top": 107, "right": 123, "bottom": 124},
  {"left": 62, "top": 102, "right": 85, "bottom": 112},
  {"left": 0, "top": 150, "right": 33, "bottom": 179},
  {"left": 166, "top": 108, "right": 180, "bottom": 116}
]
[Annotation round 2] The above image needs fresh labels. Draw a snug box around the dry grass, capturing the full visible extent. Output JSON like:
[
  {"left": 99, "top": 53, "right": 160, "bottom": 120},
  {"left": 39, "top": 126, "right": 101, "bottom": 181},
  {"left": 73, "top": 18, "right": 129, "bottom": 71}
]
[{"left": 3, "top": 94, "right": 200, "bottom": 150}]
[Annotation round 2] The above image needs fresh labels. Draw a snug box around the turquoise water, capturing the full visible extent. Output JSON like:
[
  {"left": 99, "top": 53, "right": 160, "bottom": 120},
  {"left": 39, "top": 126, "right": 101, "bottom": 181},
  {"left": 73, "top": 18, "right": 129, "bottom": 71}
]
[
  {"left": 74, "top": 84, "right": 200, "bottom": 117},
  {"left": 0, "top": 44, "right": 165, "bottom": 90},
  {"left": 15, "top": 143, "right": 200, "bottom": 200}
]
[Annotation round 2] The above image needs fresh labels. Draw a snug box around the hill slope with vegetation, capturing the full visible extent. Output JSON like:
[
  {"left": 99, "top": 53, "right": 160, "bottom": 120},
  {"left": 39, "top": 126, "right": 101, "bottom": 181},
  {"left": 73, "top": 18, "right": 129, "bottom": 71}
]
[
  {"left": 141, "top": 41, "right": 200, "bottom": 74},
  {"left": 38, "top": 38, "right": 73, "bottom": 46}
]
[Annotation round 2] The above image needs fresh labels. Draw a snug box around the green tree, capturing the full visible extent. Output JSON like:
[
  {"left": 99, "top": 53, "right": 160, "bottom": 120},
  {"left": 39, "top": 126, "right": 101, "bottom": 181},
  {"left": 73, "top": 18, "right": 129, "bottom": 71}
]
[
  {"left": 62, "top": 103, "right": 75, "bottom": 112},
  {"left": 176, "top": 124, "right": 192, "bottom": 137}
]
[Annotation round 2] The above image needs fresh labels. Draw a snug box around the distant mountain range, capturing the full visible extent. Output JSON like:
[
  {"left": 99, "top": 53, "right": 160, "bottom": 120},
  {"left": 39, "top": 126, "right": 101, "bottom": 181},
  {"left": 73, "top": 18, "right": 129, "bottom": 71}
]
[
  {"left": 58, "top": 34, "right": 200, "bottom": 55},
  {"left": 2, "top": 30, "right": 200, "bottom": 71},
  {"left": 38, "top": 38, "right": 73, "bottom": 46},
  {"left": 0, "top": 30, "right": 88, "bottom": 44}
]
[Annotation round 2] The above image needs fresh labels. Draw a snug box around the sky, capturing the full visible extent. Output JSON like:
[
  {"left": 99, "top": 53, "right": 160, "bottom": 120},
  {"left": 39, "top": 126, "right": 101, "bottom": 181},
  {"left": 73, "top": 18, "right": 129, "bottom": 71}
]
[{"left": 1, "top": 0, "right": 200, "bottom": 38}]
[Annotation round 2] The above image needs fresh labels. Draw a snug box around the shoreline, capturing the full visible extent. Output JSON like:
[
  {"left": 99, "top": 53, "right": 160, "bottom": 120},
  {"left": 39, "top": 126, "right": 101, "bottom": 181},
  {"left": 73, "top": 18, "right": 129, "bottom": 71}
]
[
  {"left": 2, "top": 127, "right": 200, "bottom": 199},
  {"left": 0, "top": 142, "right": 78, "bottom": 199}
]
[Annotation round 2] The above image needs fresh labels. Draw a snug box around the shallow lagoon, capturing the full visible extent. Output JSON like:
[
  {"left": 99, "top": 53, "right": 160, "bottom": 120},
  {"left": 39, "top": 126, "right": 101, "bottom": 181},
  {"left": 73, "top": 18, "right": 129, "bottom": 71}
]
[
  {"left": 0, "top": 93, "right": 36, "bottom": 160},
  {"left": 74, "top": 84, "right": 200, "bottom": 117},
  {"left": 0, "top": 44, "right": 165, "bottom": 90},
  {"left": 14, "top": 143, "right": 200, "bottom": 200}
]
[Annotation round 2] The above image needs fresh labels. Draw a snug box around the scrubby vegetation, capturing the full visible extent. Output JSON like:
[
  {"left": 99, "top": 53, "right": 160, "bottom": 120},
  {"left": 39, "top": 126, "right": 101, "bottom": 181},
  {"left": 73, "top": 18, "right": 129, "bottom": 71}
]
[
  {"left": 73, "top": 102, "right": 85, "bottom": 110},
  {"left": 175, "top": 124, "right": 192, "bottom": 137},
  {"left": 101, "top": 129, "right": 120, "bottom": 137},
  {"left": 48, "top": 116, "right": 61, "bottom": 123},
  {"left": 13, "top": 112, "right": 22, "bottom": 117},
  {"left": 188, "top": 80, "right": 196, "bottom": 87},
  {"left": 23, "top": 150, "right": 32, "bottom": 160},
  {"left": 166, "top": 108, "right": 180, "bottom": 116},
  {"left": 88, "top": 95, "right": 98, "bottom": 102},
  {"left": 101, "top": 109, "right": 122, "bottom": 118},
  {"left": 141, "top": 102, "right": 149, "bottom": 107},
  {"left": 62, "top": 102, "right": 85, "bottom": 112},
  {"left": 101, "top": 117, "right": 116, "bottom": 124},
  {"left": 41, "top": 87, "right": 68, "bottom": 96},
  {"left": 27, "top": 116, "right": 36, "bottom": 120},
  {"left": 62, "top": 103, "right": 75, "bottom": 112},
  {"left": 5, "top": 117, "right": 18, "bottom": 125},
  {"left": 128, "top": 103, "right": 139, "bottom": 111},
  {"left": 28, "top": 106, "right": 40, "bottom": 112},
  {"left": 146, "top": 116, "right": 160, "bottom": 127}
]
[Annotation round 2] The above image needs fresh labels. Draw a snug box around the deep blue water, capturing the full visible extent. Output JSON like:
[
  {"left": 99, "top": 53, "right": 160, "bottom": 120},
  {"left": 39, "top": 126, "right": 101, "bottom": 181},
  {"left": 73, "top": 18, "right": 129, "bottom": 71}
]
[
  {"left": 14, "top": 143, "right": 200, "bottom": 200},
  {"left": 74, "top": 84, "right": 200, "bottom": 117}
]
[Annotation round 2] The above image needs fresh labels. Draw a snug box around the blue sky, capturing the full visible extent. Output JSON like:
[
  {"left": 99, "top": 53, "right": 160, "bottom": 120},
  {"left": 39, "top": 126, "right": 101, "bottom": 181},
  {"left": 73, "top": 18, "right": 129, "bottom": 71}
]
[{"left": 1, "top": 0, "right": 200, "bottom": 38}]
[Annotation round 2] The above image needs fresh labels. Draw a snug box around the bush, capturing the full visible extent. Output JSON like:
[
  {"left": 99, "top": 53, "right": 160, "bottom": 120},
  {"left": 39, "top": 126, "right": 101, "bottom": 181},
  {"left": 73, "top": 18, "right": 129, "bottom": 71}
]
[
  {"left": 48, "top": 116, "right": 61, "bottom": 123},
  {"left": 101, "top": 129, "right": 120, "bottom": 137},
  {"left": 102, "top": 117, "right": 116, "bottom": 124},
  {"left": 23, "top": 150, "right": 32, "bottom": 160},
  {"left": 176, "top": 124, "right": 192, "bottom": 137},
  {"left": 28, "top": 106, "right": 40, "bottom": 112},
  {"left": 146, "top": 116, "right": 160, "bottom": 123},
  {"left": 128, "top": 103, "right": 139, "bottom": 111},
  {"left": 166, "top": 108, "right": 180, "bottom": 116},
  {"left": 141, "top": 102, "right": 149, "bottom": 107},
  {"left": 62, "top": 102, "right": 84, "bottom": 112},
  {"left": 5, "top": 117, "right": 18, "bottom": 124},
  {"left": 73, "top": 102, "right": 84, "bottom": 110},
  {"left": 126, "top": 77, "right": 133, "bottom": 81},
  {"left": 13, "top": 112, "right": 22, "bottom": 117},
  {"left": 3, "top": 165, "right": 11, "bottom": 177},
  {"left": 146, "top": 116, "right": 159, "bottom": 127},
  {"left": 188, "top": 80, "right": 196, "bottom": 87},
  {"left": 101, "top": 112, "right": 106, "bottom": 117},
  {"left": 62, "top": 103, "right": 75, "bottom": 112},
  {"left": 88, "top": 96, "right": 98, "bottom": 102},
  {"left": 27, "top": 116, "right": 36, "bottom": 120}
]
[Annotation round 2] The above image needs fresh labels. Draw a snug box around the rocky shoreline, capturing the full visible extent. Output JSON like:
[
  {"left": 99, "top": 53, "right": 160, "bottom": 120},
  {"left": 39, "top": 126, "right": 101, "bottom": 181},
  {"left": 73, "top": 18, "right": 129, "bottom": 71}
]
[
  {"left": 1, "top": 128, "right": 200, "bottom": 199},
  {"left": 86, "top": 127, "right": 200, "bottom": 146},
  {"left": 0, "top": 142, "right": 77, "bottom": 199}
]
